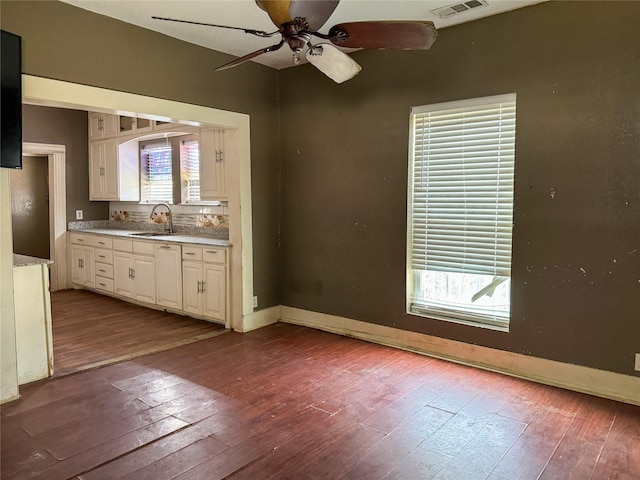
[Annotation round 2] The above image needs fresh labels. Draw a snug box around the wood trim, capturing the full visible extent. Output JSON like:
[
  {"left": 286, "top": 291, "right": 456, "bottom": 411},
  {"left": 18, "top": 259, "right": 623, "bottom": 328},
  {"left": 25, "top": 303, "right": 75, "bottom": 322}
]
[
  {"left": 241, "top": 305, "right": 281, "bottom": 332},
  {"left": 22, "top": 142, "right": 67, "bottom": 291},
  {"left": 280, "top": 306, "right": 640, "bottom": 406}
]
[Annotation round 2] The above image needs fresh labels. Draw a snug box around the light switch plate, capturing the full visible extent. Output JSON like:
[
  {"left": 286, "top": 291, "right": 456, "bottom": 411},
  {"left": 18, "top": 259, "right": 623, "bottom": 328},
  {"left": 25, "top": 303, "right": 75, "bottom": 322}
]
[
  {"left": 253, "top": 296, "right": 258, "bottom": 308},
  {"left": 75, "top": 209, "right": 83, "bottom": 220},
  {"left": 635, "top": 353, "right": 640, "bottom": 372}
]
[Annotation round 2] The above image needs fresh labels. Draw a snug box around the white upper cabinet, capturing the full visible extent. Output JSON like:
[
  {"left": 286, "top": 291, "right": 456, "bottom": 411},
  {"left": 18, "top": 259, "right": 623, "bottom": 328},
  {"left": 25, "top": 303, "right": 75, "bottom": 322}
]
[
  {"left": 119, "top": 116, "right": 154, "bottom": 137},
  {"left": 88, "top": 112, "right": 118, "bottom": 140},
  {"left": 199, "top": 127, "right": 228, "bottom": 200},
  {"left": 89, "top": 139, "right": 139, "bottom": 201}
]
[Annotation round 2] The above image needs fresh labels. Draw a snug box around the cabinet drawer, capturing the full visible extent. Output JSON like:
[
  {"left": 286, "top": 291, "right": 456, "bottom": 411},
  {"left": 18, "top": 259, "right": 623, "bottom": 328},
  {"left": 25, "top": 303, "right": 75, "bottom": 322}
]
[
  {"left": 94, "top": 248, "right": 113, "bottom": 264},
  {"left": 113, "top": 238, "right": 133, "bottom": 253},
  {"left": 93, "top": 236, "right": 113, "bottom": 249},
  {"left": 95, "top": 262, "right": 113, "bottom": 278},
  {"left": 133, "top": 241, "right": 155, "bottom": 256},
  {"left": 203, "top": 247, "right": 227, "bottom": 265},
  {"left": 70, "top": 233, "right": 92, "bottom": 245},
  {"left": 182, "top": 246, "right": 203, "bottom": 261},
  {"left": 95, "top": 276, "right": 114, "bottom": 293}
]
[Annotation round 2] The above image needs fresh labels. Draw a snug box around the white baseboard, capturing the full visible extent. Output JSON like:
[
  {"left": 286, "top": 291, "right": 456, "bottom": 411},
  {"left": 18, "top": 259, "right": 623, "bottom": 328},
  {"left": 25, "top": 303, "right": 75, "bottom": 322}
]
[
  {"left": 241, "top": 305, "right": 281, "bottom": 332},
  {"left": 280, "top": 306, "right": 640, "bottom": 406}
]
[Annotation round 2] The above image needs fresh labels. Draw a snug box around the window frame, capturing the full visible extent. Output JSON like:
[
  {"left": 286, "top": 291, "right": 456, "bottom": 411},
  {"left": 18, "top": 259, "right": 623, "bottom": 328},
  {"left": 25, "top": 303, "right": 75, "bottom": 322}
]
[{"left": 406, "top": 93, "right": 517, "bottom": 330}]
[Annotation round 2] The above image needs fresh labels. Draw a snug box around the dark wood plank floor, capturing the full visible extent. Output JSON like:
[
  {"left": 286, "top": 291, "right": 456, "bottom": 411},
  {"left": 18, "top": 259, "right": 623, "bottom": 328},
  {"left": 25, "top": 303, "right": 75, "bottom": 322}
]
[
  {"left": 2, "top": 322, "right": 639, "bottom": 479},
  {"left": 51, "top": 289, "right": 226, "bottom": 376}
]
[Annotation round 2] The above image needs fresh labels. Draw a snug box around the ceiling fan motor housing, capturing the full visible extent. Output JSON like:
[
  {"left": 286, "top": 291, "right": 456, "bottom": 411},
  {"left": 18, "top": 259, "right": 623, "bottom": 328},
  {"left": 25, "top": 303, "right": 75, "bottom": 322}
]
[{"left": 282, "top": 20, "right": 311, "bottom": 52}]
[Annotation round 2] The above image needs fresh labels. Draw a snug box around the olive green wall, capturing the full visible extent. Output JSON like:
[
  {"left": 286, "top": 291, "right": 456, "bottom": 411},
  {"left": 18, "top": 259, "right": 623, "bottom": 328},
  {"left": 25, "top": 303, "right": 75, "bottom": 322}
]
[
  {"left": 278, "top": 1, "right": 640, "bottom": 376},
  {"left": 1, "top": 0, "right": 281, "bottom": 309},
  {"left": 4, "top": 1, "right": 639, "bottom": 377}
]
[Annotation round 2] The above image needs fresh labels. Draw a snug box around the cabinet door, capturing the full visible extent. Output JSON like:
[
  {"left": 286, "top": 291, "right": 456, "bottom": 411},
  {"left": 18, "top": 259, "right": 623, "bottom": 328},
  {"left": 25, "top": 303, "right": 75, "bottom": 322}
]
[
  {"left": 102, "top": 114, "right": 119, "bottom": 138},
  {"left": 134, "top": 117, "right": 153, "bottom": 134},
  {"left": 82, "top": 248, "right": 95, "bottom": 288},
  {"left": 182, "top": 262, "right": 203, "bottom": 316},
  {"left": 119, "top": 116, "right": 153, "bottom": 136},
  {"left": 89, "top": 113, "right": 118, "bottom": 140},
  {"left": 199, "top": 128, "right": 226, "bottom": 200},
  {"left": 102, "top": 139, "right": 119, "bottom": 200},
  {"left": 71, "top": 246, "right": 84, "bottom": 284},
  {"left": 89, "top": 142, "right": 105, "bottom": 199},
  {"left": 203, "top": 264, "right": 226, "bottom": 321},
  {"left": 133, "top": 255, "right": 156, "bottom": 304},
  {"left": 88, "top": 113, "right": 103, "bottom": 141},
  {"left": 113, "top": 252, "right": 134, "bottom": 298},
  {"left": 156, "top": 245, "right": 182, "bottom": 309},
  {"left": 215, "top": 129, "right": 228, "bottom": 198}
]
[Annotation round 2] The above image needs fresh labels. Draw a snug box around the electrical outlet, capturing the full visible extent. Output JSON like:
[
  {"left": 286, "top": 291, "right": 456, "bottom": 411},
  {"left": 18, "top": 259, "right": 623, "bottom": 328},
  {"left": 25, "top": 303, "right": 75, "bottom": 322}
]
[
  {"left": 252, "top": 296, "right": 258, "bottom": 308},
  {"left": 635, "top": 353, "right": 640, "bottom": 372},
  {"left": 75, "top": 209, "right": 83, "bottom": 220}
]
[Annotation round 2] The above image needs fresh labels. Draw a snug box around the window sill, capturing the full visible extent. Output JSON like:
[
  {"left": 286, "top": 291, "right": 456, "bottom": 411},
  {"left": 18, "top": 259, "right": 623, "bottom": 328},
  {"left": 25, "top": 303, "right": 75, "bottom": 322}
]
[{"left": 408, "top": 304, "right": 510, "bottom": 333}]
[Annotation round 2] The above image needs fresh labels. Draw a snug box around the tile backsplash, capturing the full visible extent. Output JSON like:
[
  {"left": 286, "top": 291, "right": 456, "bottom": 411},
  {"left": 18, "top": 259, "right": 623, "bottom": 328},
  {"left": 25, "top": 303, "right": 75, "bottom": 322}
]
[
  {"left": 102, "top": 202, "right": 229, "bottom": 238},
  {"left": 111, "top": 202, "right": 227, "bottom": 224}
]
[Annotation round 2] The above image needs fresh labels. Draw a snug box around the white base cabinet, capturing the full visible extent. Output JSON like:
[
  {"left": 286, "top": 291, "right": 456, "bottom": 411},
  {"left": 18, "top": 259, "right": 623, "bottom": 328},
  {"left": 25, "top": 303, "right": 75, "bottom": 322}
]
[
  {"left": 69, "top": 232, "right": 228, "bottom": 325},
  {"left": 155, "top": 243, "right": 182, "bottom": 310},
  {"left": 70, "top": 234, "right": 95, "bottom": 288},
  {"left": 182, "top": 245, "right": 227, "bottom": 323},
  {"left": 113, "top": 250, "right": 156, "bottom": 304}
]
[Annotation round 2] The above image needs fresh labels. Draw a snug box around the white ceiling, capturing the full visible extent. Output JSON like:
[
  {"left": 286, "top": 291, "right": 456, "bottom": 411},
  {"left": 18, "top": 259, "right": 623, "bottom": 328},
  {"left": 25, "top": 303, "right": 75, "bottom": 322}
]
[{"left": 61, "top": 0, "right": 545, "bottom": 70}]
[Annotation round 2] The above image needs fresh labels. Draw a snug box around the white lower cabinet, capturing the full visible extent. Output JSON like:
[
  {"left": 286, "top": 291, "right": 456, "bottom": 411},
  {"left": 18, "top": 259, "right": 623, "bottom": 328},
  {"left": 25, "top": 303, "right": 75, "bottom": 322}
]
[
  {"left": 113, "top": 243, "right": 156, "bottom": 304},
  {"left": 70, "top": 232, "right": 228, "bottom": 324},
  {"left": 182, "top": 261, "right": 204, "bottom": 315},
  {"left": 70, "top": 237, "right": 95, "bottom": 288},
  {"left": 182, "top": 246, "right": 227, "bottom": 323},
  {"left": 155, "top": 243, "right": 182, "bottom": 310}
]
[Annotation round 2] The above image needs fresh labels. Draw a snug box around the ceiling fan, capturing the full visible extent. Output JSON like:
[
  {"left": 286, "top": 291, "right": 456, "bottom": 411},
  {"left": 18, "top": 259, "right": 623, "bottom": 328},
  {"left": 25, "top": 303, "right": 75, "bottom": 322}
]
[{"left": 152, "top": 0, "right": 438, "bottom": 83}]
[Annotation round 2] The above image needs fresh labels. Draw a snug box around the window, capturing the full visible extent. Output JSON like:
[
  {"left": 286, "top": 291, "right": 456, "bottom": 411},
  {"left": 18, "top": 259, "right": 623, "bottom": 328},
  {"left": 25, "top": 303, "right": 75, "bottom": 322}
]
[
  {"left": 181, "top": 139, "right": 201, "bottom": 203},
  {"left": 140, "top": 142, "right": 173, "bottom": 203},
  {"left": 407, "top": 93, "right": 516, "bottom": 329}
]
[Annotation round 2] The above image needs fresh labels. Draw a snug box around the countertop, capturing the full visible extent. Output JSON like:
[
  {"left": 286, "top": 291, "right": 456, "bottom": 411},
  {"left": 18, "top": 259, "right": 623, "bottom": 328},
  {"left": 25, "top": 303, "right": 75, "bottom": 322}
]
[
  {"left": 71, "top": 228, "right": 231, "bottom": 247},
  {"left": 13, "top": 254, "right": 54, "bottom": 267}
]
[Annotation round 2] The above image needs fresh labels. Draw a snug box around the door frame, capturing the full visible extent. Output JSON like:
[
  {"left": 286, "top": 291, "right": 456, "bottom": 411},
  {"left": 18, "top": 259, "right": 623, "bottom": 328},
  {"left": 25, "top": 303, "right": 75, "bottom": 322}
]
[
  {"left": 22, "top": 143, "right": 67, "bottom": 292},
  {"left": 22, "top": 75, "right": 254, "bottom": 331}
]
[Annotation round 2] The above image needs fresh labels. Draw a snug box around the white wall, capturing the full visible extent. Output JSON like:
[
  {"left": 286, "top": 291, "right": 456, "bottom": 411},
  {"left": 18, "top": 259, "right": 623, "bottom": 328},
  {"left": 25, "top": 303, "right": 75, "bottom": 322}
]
[{"left": 1, "top": 168, "right": 19, "bottom": 403}]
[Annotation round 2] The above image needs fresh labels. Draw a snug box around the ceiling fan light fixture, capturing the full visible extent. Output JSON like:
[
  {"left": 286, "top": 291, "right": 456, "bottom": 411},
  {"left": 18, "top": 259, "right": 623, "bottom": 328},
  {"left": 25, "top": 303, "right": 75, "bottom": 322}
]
[{"left": 305, "top": 43, "right": 361, "bottom": 84}]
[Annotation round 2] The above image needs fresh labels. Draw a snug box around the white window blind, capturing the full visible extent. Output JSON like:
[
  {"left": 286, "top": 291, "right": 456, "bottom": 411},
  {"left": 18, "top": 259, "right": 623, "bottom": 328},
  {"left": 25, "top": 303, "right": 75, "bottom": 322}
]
[
  {"left": 409, "top": 94, "right": 516, "bottom": 277},
  {"left": 141, "top": 143, "right": 173, "bottom": 203},
  {"left": 407, "top": 93, "right": 516, "bottom": 328},
  {"left": 181, "top": 139, "right": 200, "bottom": 203}
]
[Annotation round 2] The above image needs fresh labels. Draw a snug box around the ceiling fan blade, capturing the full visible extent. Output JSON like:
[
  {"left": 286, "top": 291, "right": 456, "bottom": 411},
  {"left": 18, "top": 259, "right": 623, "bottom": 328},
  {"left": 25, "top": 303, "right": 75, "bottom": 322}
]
[
  {"left": 151, "top": 16, "right": 275, "bottom": 37},
  {"left": 329, "top": 21, "right": 438, "bottom": 50},
  {"left": 214, "top": 40, "right": 285, "bottom": 71},
  {"left": 256, "top": 1, "right": 339, "bottom": 30},
  {"left": 305, "top": 43, "right": 361, "bottom": 84}
]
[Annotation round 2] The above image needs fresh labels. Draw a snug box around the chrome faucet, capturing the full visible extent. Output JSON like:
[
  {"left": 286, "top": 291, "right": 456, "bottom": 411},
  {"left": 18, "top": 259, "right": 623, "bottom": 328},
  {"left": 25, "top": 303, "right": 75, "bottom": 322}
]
[{"left": 150, "top": 203, "right": 174, "bottom": 234}]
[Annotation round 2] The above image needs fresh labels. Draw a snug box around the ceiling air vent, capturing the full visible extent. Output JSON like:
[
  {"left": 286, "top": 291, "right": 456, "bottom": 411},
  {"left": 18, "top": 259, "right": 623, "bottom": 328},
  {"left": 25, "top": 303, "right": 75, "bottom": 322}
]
[{"left": 432, "top": 0, "right": 488, "bottom": 19}]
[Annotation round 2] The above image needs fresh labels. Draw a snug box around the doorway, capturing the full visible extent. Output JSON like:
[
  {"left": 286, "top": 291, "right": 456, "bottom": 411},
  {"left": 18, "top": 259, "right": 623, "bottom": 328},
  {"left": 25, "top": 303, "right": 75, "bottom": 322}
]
[{"left": 10, "top": 155, "right": 50, "bottom": 259}]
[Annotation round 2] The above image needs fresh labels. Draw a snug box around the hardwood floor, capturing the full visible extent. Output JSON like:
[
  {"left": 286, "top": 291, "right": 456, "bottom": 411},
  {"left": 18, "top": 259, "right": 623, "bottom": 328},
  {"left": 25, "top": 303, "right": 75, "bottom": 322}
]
[
  {"left": 51, "top": 289, "right": 226, "bottom": 376},
  {"left": 2, "top": 322, "right": 639, "bottom": 479}
]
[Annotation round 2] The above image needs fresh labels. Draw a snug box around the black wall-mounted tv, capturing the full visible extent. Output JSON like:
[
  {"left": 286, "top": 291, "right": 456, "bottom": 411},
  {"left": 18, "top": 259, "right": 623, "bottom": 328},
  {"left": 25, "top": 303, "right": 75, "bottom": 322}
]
[{"left": 1, "top": 29, "right": 23, "bottom": 169}]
